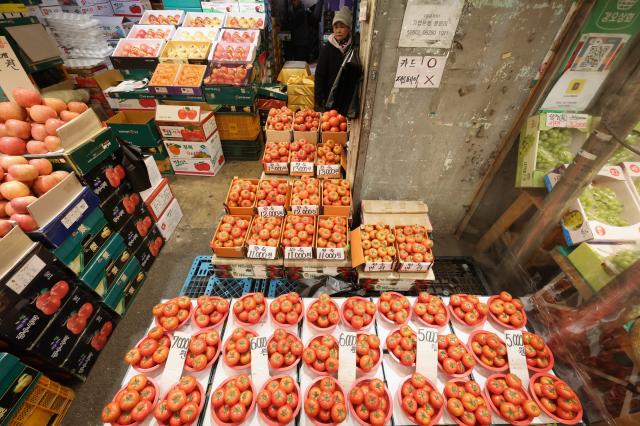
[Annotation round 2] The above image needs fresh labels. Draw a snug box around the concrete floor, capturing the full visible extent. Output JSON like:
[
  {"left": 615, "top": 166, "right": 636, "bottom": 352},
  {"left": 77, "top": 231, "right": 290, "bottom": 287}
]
[{"left": 62, "top": 161, "right": 476, "bottom": 425}]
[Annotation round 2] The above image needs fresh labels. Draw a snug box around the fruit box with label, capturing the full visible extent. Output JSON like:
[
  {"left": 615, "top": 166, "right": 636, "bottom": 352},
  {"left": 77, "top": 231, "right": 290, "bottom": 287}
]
[
  {"left": 201, "top": 1, "right": 238, "bottom": 13},
  {"left": 141, "top": 177, "right": 174, "bottom": 221},
  {"left": 567, "top": 242, "right": 640, "bottom": 293},
  {"left": 60, "top": 305, "right": 118, "bottom": 380},
  {"left": 516, "top": 112, "right": 592, "bottom": 188},
  {"left": 100, "top": 183, "right": 133, "bottom": 231},
  {"left": 545, "top": 165, "right": 640, "bottom": 245},
  {"left": 139, "top": 9, "right": 185, "bottom": 25},
  {"left": 111, "top": 0, "right": 152, "bottom": 16},
  {"left": 79, "top": 233, "right": 126, "bottom": 297},
  {"left": 283, "top": 259, "right": 354, "bottom": 281},
  {"left": 203, "top": 85, "right": 258, "bottom": 106},
  {"left": 321, "top": 127, "right": 348, "bottom": 146},
  {"left": 393, "top": 224, "right": 434, "bottom": 273},
  {"left": 149, "top": 63, "right": 207, "bottom": 97},
  {"left": 119, "top": 215, "right": 147, "bottom": 252},
  {"left": 357, "top": 270, "right": 435, "bottom": 292},
  {"left": 321, "top": 179, "right": 352, "bottom": 217},
  {"left": 0, "top": 229, "right": 80, "bottom": 347},
  {"left": 155, "top": 105, "right": 217, "bottom": 141},
  {"left": 315, "top": 144, "right": 347, "bottom": 179},
  {"left": 127, "top": 23, "right": 175, "bottom": 40},
  {"left": 211, "top": 254, "right": 285, "bottom": 278},
  {"left": 159, "top": 40, "right": 211, "bottom": 65},
  {"left": 314, "top": 215, "right": 350, "bottom": 261},
  {"left": 110, "top": 38, "right": 164, "bottom": 70},
  {"left": 80, "top": 151, "right": 131, "bottom": 204},
  {"left": 265, "top": 126, "right": 292, "bottom": 144},
  {"left": 156, "top": 198, "right": 183, "bottom": 240},
  {"left": 106, "top": 110, "right": 161, "bottom": 147},
  {"left": 245, "top": 219, "right": 284, "bottom": 260},
  {"left": 281, "top": 215, "right": 317, "bottom": 260},
  {"left": 288, "top": 143, "right": 316, "bottom": 177},
  {"left": 623, "top": 162, "right": 640, "bottom": 206},
  {"left": 53, "top": 208, "right": 113, "bottom": 276},
  {"left": 164, "top": 130, "right": 222, "bottom": 159},
  {"left": 224, "top": 177, "right": 259, "bottom": 216},
  {"left": 169, "top": 150, "right": 225, "bottom": 176},
  {"left": 135, "top": 229, "right": 164, "bottom": 271},
  {"left": 0, "top": 353, "right": 41, "bottom": 425},
  {"left": 225, "top": 12, "right": 266, "bottom": 29},
  {"left": 350, "top": 225, "right": 397, "bottom": 272},
  {"left": 255, "top": 178, "right": 292, "bottom": 216},
  {"left": 30, "top": 285, "right": 99, "bottom": 367},
  {"left": 103, "top": 257, "right": 144, "bottom": 315},
  {"left": 25, "top": 173, "right": 101, "bottom": 248},
  {"left": 210, "top": 215, "right": 252, "bottom": 258}
]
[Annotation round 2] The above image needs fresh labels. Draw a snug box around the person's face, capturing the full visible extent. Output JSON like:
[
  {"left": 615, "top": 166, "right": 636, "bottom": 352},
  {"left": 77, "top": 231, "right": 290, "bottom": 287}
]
[{"left": 333, "top": 22, "right": 351, "bottom": 42}]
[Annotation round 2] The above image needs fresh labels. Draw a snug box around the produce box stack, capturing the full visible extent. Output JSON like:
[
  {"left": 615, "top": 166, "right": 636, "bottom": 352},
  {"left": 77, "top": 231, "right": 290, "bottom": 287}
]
[
  {"left": 65, "top": 62, "right": 115, "bottom": 120},
  {"left": 110, "top": 0, "right": 153, "bottom": 18},
  {"left": 164, "top": 0, "right": 203, "bottom": 12},
  {"left": 0, "top": 353, "right": 42, "bottom": 423},
  {"left": 94, "top": 69, "right": 159, "bottom": 113}
]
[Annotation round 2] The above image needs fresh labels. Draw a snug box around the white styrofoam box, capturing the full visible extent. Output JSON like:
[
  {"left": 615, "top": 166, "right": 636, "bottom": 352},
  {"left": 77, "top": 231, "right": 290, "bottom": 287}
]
[{"left": 156, "top": 198, "right": 182, "bottom": 240}]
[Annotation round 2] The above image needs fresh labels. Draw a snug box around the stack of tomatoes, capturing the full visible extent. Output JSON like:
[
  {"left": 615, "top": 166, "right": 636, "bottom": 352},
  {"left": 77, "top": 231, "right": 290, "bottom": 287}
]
[
  {"left": 247, "top": 216, "right": 283, "bottom": 247},
  {"left": 360, "top": 225, "right": 397, "bottom": 264},
  {"left": 192, "top": 295, "right": 229, "bottom": 329},
  {"left": 302, "top": 335, "right": 339, "bottom": 374},
  {"left": 438, "top": 334, "right": 475, "bottom": 376},
  {"left": 348, "top": 379, "right": 391, "bottom": 426},
  {"left": 263, "top": 141, "right": 290, "bottom": 164},
  {"left": 266, "top": 106, "right": 293, "bottom": 131},
  {"left": 343, "top": 296, "right": 376, "bottom": 330},
  {"left": 488, "top": 291, "right": 526, "bottom": 328},
  {"left": 210, "top": 374, "right": 255, "bottom": 424},
  {"left": 291, "top": 176, "right": 320, "bottom": 206},
  {"left": 523, "top": 331, "right": 553, "bottom": 371},
  {"left": 469, "top": 331, "right": 508, "bottom": 371},
  {"left": 224, "top": 327, "right": 258, "bottom": 369},
  {"left": 304, "top": 376, "right": 347, "bottom": 424},
  {"left": 152, "top": 296, "right": 192, "bottom": 331},
  {"left": 233, "top": 292, "right": 266, "bottom": 325},
  {"left": 530, "top": 374, "right": 582, "bottom": 422},
  {"left": 256, "top": 180, "right": 289, "bottom": 207},
  {"left": 444, "top": 380, "right": 491, "bottom": 426},
  {"left": 356, "top": 333, "right": 381, "bottom": 372},
  {"left": 101, "top": 375, "right": 157, "bottom": 425},
  {"left": 316, "top": 216, "right": 348, "bottom": 249},
  {"left": 257, "top": 376, "right": 300, "bottom": 424},
  {"left": 211, "top": 215, "right": 251, "bottom": 250},
  {"left": 486, "top": 374, "right": 541, "bottom": 423},
  {"left": 386, "top": 325, "right": 416, "bottom": 367},
  {"left": 449, "top": 294, "right": 488, "bottom": 327},
  {"left": 293, "top": 108, "right": 320, "bottom": 131},
  {"left": 282, "top": 215, "right": 315, "bottom": 248},
  {"left": 270, "top": 292, "right": 303, "bottom": 326},
  {"left": 413, "top": 292, "right": 448, "bottom": 327},
  {"left": 378, "top": 292, "right": 410, "bottom": 325},
  {"left": 267, "top": 328, "right": 303, "bottom": 370},
  {"left": 320, "top": 110, "right": 347, "bottom": 132},
  {"left": 185, "top": 330, "right": 220, "bottom": 372},
  {"left": 395, "top": 225, "right": 433, "bottom": 264},
  {"left": 124, "top": 326, "right": 170, "bottom": 371},
  {"left": 289, "top": 139, "right": 316, "bottom": 163},
  {"left": 322, "top": 179, "right": 351, "bottom": 207},
  {"left": 399, "top": 372, "right": 444, "bottom": 425},
  {"left": 154, "top": 376, "right": 202, "bottom": 426},
  {"left": 226, "top": 179, "right": 257, "bottom": 208},
  {"left": 306, "top": 293, "right": 340, "bottom": 330},
  {"left": 317, "top": 139, "right": 342, "bottom": 165}
]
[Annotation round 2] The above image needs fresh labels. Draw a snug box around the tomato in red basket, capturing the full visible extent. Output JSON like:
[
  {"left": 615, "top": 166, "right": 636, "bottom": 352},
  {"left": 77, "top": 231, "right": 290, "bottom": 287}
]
[
  {"left": 270, "top": 292, "right": 304, "bottom": 326},
  {"left": 305, "top": 376, "right": 346, "bottom": 424},
  {"left": 444, "top": 379, "right": 490, "bottom": 425},
  {"left": 224, "top": 327, "right": 257, "bottom": 369},
  {"left": 348, "top": 379, "right": 390, "bottom": 425},
  {"left": 386, "top": 325, "right": 416, "bottom": 367},
  {"left": 303, "top": 334, "right": 339, "bottom": 373},
  {"left": 306, "top": 293, "right": 340, "bottom": 330},
  {"left": 268, "top": 328, "right": 303, "bottom": 369},
  {"left": 378, "top": 292, "right": 410, "bottom": 324}
]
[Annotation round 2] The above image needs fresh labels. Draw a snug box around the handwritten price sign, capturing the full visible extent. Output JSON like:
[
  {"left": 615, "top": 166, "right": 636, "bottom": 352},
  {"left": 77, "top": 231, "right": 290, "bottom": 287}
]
[
  {"left": 505, "top": 330, "right": 530, "bottom": 386},
  {"left": 257, "top": 205, "right": 285, "bottom": 217},
  {"left": 317, "top": 164, "right": 340, "bottom": 177},
  {"left": 338, "top": 332, "right": 357, "bottom": 390},
  {"left": 416, "top": 327, "right": 439, "bottom": 382},
  {"left": 291, "top": 204, "right": 319, "bottom": 215},
  {"left": 250, "top": 336, "right": 269, "bottom": 388},
  {"left": 161, "top": 331, "right": 190, "bottom": 387},
  {"left": 247, "top": 245, "right": 277, "bottom": 259},
  {"left": 284, "top": 246, "right": 313, "bottom": 260},
  {"left": 317, "top": 247, "right": 345, "bottom": 260},
  {"left": 265, "top": 162, "right": 288, "bottom": 173},
  {"left": 364, "top": 262, "right": 393, "bottom": 272},
  {"left": 290, "top": 162, "right": 314, "bottom": 174}
]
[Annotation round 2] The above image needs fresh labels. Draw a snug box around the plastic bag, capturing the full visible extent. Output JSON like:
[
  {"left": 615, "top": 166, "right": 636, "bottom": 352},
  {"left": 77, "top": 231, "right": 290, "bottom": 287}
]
[
  {"left": 325, "top": 45, "right": 362, "bottom": 118},
  {"left": 120, "top": 141, "right": 151, "bottom": 192}
]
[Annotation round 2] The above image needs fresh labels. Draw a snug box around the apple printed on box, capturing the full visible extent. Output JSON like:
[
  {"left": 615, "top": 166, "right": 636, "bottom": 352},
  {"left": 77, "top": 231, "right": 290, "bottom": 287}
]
[
  {"left": 155, "top": 105, "right": 217, "bottom": 142},
  {"left": 164, "top": 132, "right": 222, "bottom": 159},
  {"left": 111, "top": 0, "right": 152, "bottom": 17}
]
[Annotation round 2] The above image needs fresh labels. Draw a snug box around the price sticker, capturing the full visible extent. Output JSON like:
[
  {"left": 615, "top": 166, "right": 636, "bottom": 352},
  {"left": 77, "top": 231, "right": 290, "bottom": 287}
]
[
  {"left": 317, "top": 164, "right": 340, "bottom": 177},
  {"left": 399, "top": 261, "right": 430, "bottom": 272},
  {"left": 545, "top": 112, "right": 567, "bottom": 128},
  {"left": 416, "top": 327, "right": 439, "bottom": 382},
  {"left": 284, "top": 246, "right": 313, "bottom": 260},
  {"left": 180, "top": 87, "right": 195, "bottom": 95},
  {"left": 153, "top": 87, "right": 169, "bottom": 94},
  {"left": 265, "top": 162, "right": 288, "bottom": 173},
  {"left": 338, "top": 332, "right": 357, "bottom": 391},
  {"left": 247, "top": 245, "right": 277, "bottom": 259},
  {"left": 250, "top": 336, "right": 269, "bottom": 389},
  {"left": 317, "top": 247, "right": 345, "bottom": 260},
  {"left": 505, "top": 330, "right": 530, "bottom": 387},
  {"left": 291, "top": 204, "right": 319, "bottom": 215},
  {"left": 290, "top": 161, "right": 314, "bottom": 174},
  {"left": 566, "top": 113, "right": 589, "bottom": 129},
  {"left": 364, "top": 262, "right": 393, "bottom": 272},
  {"left": 162, "top": 331, "right": 190, "bottom": 387},
  {"left": 62, "top": 200, "right": 88, "bottom": 229},
  {"left": 257, "top": 205, "right": 285, "bottom": 217},
  {"left": 7, "top": 255, "right": 45, "bottom": 295}
]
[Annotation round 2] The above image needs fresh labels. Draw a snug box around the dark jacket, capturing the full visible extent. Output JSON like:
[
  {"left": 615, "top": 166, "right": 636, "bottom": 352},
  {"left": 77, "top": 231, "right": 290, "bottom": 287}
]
[
  {"left": 283, "top": 1, "right": 323, "bottom": 61},
  {"left": 314, "top": 41, "right": 346, "bottom": 111}
]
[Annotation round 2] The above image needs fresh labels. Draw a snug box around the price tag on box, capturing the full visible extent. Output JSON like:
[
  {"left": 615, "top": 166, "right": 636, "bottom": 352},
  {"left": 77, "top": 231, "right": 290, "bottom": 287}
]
[
  {"left": 416, "top": 327, "right": 439, "bottom": 383},
  {"left": 247, "top": 245, "right": 277, "bottom": 259},
  {"left": 291, "top": 204, "right": 319, "bottom": 215},
  {"left": 257, "top": 205, "right": 286, "bottom": 217},
  {"left": 364, "top": 262, "right": 394, "bottom": 272},
  {"left": 545, "top": 112, "right": 567, "bottom": 128},
  {"left": 398, "top": 261, "right": 431, "bottom": 272},
  {"left": 265, "top": 162, "right": 288, "bottom": 173},
  {"left": 566, "top": 113, "right": 589, "bottom": 129},
  {"left": 161, "top": 331, "right": 190, "bottom": 387},
  {"left": 317, "top": 164, "right": 340, "bottom": 177},
  {"left": 284, "top": 246, "right": 313, "bottom": 260},
  {"left": 317, "top": 247, "right": 345, "bottom": 261},
  {"left": 338, "top": 331, "right": 357, "bottom": 391},
  {"left": 290, "top": 161, "right": 314, "bottom": 174},
  {"left": 250, "top": 335, "right": 269, "bottom": 389},
  {"left": 505, "top": 330, "right": 530, "bottom": 387}
]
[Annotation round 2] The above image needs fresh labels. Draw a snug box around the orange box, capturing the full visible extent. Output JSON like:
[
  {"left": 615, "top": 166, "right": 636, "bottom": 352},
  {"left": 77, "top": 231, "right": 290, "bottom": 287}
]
[
  {"left": 245, "top": 216, "right": 284, "bottom": 260},
  {"left": 224, "top": 177, "right": 258, "bottom": 216},
  {"left": 321, "top": 179, "right": 352, "bottom": 217},
  {"left": 315, "top": 215, "right": 349, "bottom": 261},
  {"left": 265, "top": 127, "right": 293, "bottom": 143},
  {"left": 293, "top": 129, "right": 318, "bottom": 144},
  {"left": 289, "top": 145, "right": 316, "bottom": 177},
  {"left": 262, "top": 148, "right": 289, "bottom": 175},
  {"left": 210, "top": 215, "right": 253, "bottom": 258},
  {"left": 316, "top": 144, "right": 346, "bottom": 179},
  {"left": 350, "top": 224, "right": 397, "bottom": 272},
  {"left": 321, "top": 129, "right": 347, "bottom": 145},
  {"left": 282, "top": 214, "right": 316, "bottom": 260},
  {"left": 256, "top": 178, "right": 291, "bottom": 217},
  {"left": 393, "top": 224, "right": 434, "bottom": 273},
  {"left": 289, "top": 177, "right": 321, "bottom": 215}
]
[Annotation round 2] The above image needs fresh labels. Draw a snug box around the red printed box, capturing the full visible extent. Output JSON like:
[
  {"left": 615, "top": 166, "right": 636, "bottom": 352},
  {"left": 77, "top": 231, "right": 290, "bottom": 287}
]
[{"left": 155, "top": 105, "right": 217, "bottom": 141}]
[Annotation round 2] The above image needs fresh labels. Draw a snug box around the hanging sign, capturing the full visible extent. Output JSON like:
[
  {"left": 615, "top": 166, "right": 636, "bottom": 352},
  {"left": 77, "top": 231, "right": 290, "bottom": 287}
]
[
  {"left": 398, "top": 0, "right": 464, "bottom": 48},
  {"left": 394, "top": 55, "right": 448, "bottom": 88}
]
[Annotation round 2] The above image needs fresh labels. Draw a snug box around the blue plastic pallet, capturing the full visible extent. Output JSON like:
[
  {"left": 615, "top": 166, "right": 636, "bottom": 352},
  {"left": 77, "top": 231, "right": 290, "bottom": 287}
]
[
  {"left": 208, "top": 277, "right": 254, "bottom": 298},
  {"left": 179, "top": 256, "right": 214, "bottom": 297},
  {"left": 267, "top": 279, "right": 299, "bottom": 298}
]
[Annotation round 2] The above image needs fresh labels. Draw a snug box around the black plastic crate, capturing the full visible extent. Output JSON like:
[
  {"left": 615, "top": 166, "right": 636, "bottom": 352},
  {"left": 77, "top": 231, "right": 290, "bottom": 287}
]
[{"left": 430, "top": 256, "right": 489, "bottom": 296}]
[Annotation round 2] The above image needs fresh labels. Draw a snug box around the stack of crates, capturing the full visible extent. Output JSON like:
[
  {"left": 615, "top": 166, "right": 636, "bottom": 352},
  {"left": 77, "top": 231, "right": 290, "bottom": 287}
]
[{"left": 215, "top": 104, "right": 264, "bottom": 161}]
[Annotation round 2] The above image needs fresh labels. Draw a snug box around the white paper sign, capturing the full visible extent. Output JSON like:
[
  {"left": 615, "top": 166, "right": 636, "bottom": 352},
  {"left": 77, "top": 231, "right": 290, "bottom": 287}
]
[
  {"left": 256, "top": 205, "right": 285, "bottom": 217},
  {"left": 162, "top": 331, "right": 190, "bottom": 386},
  {"left": 398, "top": 0, "right": 464, "bottom": 48},
  {"left": 317, "top": 247, "right": 345, "bottom": 261},
  {"left": 291, "top": 204, "right": 319, "bottom": 215},
  {"left": 399, "top": 261, "right": 431, "bottom": 272},
  {"left": 316, "top": 164, "right": 340, "bottom": 177},
  {"left": 62, "top": 200, "right": 89, "bottom": 229},
  {"left": 7, "top": 255, "right": 46, "bottom": 295},
  {"left": 364, "top": 261, "right": 394, "bottom": 272},
  {"left": 545, "top": 112, "right": 589, "bottom": 129},
  {"left": 247, "top": 245, "right": 277, "bottom": 259},
  {"left": 338, "top": 332, "right": 357, "bottom": 391},
  {"left": 284, "top": 246, "right": 313, "bottom": 260},
  {"left": 416, "top": 327, "right": 439, "bottom": 383},
  {"left": 265, "top": 162, "right": 288, "bottom": 173},
  {"left": 250, "top": 335, "right": 269, "bottom": 389},
  {"left": 505, "top": 330, "right": 530, "bottom": 387},
  {"left": 290, "top": 161, "right": 314, "bottom": 174},
  {"left": 394, "top": 55, "right": 448, "bottom": 88}
]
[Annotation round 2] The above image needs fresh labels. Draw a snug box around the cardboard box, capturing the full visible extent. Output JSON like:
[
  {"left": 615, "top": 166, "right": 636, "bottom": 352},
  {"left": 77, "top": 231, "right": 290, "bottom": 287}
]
[
  {"left": 262, "top": 148, "right": 289, "bottom": 174},
  {"left": 210, "top": 215, "right": 252, "bottom": 258},
  {"left": 357, "top": 269, "right": 435, "bottom": 292},
  {"left": 211, "top": 255, "right": 284, "bottom": 279},
  {"left": 0, "top": 354, "right": 41, "bottom": 425},
  {"left": 183, "top": 11, "right": 226, "bottom": 27},
  {"left": 321, "top": 129, "right": 347, "bottom": 145},
  {"left": 256, "top": 178, "right": 291, "bottom": 216},
  {"left": 117, "top": 262, "right": 147, "bottom": 315},
  {"left": 53, "top": 208, "right": 113, "bottom": 275},
  {"left": 170, "top": 145, "right": 225, "bottom": 176},
  {"left": 127, "top": 23, "right": 175, "bottom": 40},
  {"left": 281, "top": 215, "right": 316, "bottom": 260},
  {"left": 139, "top": 9, "right": 185, "bottom": 25},
  {"left": 100, "top": 182, "right": 134, "bottom": 231},
  {"left": 265, "top": 127, "right": 292, "bottom": 144},
  {"left": 103, "top": 257, "right": 143, "bottom": 314},
  {"left": 314, "top": 215, "right": 349, "bottom": 261},
  {"left": 322, "top": 179, "right": 352, "bottom": 217},
  {"left": 30, "top": 286, "right": 99, "bottom": 366},
  {"left": 546, "top": 165, "right": 640, "bottom": 245},
  {"left": 80, "top": 152, "right": 131, "bottom": 204},
  {"left": 173, "top": 26, "right": 220, "bottom": 42},
  {"left": 111, "top": 0, "right": 152, "bottom": 16},
  {"left": 393, "top": 225, "right": 433, "bottom": 273},
  {"left": 110, "top": 38, "right": 163, "bottom": 70},
  {"left": 61, "top": 2, "right": 114, "bottom": 15},
  {"left": 119, "top": 214, "right": 149, "bottom": 252},
  {"left": 622, "top": 162, "right": 640, "bottom": 205},
  {"left": 351, "top": 225, "right": 396, "bottom": 272},
  {"left": 156, "top": 198, "right": 182, "bottom": 240},
  {"left": 246, "top": 217, "right": 283, "bottom": 260},
  {"left": 159, "top": 40, "right": 211, "bottom": 65},
  {"left": 149, "top": 63, "right": 206, "bottom": 97},
  {"left": 135, "top": 229, "right": 163, "bottom": 271},
  {"left": 225, "top": 12, "right": 266, "bottom": 29},
  {"left": 316, "top": 143, "right": 347, "bottom": 179},
  {"left": 106, "top": 110, "right": 161, "bottom": 146},
  {"left": 201, "top": 1, "right": 238, "bottom": 13},
  {"left": 516, "top": 112, "right": 591, "bottom": 188},
  {"left": 283, "top": 259, "right": 354, "bottom": 281},
  {"left": 203, "top": 85, "right": 257, "bottom": 106},
  {"left": 224, "top": 177, "right": 258, "bottom": 216},
  {"left": 567, "top": 242, "right": 640, "bottom": 292},
  {"left": 164, "top": 131, "right": 222, "bottom": 159},
  {"left": 360, "top": 199, "right": 433, "bottom": 232},
  {"left": 141, "top": 178, "right": 174, "bottom": 221},
  {"left": 289, "top": 145, "right": 316, "bottom": 177},
  {"left": 79, "top": 233, "right": 128, "bottom": 297},
  {"left": 155, "top": 105, "right": 217, "bottom": 141}
]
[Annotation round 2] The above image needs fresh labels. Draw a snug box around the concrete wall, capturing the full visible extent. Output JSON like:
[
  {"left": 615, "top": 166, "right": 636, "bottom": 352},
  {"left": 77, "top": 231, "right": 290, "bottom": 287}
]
[{"left": 357, "top": 0, "right": 572, "bottom": 233}]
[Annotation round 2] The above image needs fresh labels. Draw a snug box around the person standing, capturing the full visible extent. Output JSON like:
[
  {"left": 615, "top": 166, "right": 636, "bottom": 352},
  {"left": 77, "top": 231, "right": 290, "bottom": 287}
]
[
  {"left": 314, "top": 6, "right": 352, "bottom": 112},
  {"left": 283, "top": 0, "right": 324, "bottom": 62}
]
